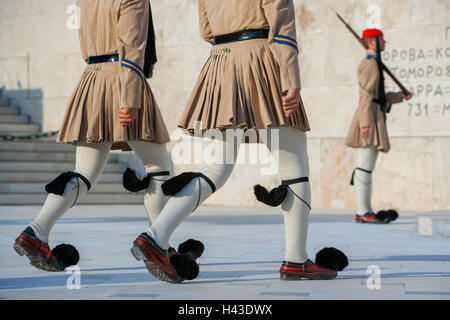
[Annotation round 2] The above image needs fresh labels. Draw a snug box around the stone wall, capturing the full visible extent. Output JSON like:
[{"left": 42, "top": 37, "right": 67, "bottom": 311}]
[{"left": 0, "top": 0, "right": 449, "bottom": 211}]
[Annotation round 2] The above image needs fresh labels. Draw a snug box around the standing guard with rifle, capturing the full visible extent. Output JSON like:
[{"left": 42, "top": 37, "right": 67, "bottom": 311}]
[{"left": 345, "top": 28, "right": 413, "bottom": 224}]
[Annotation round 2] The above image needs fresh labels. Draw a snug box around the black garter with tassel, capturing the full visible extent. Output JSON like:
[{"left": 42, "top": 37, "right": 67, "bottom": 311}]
[
  {"left": 349, "top": 167, "right": 372, "bottom": 185},
  {"left": 254, "top": 184, "right": 288, "bottom": 207},
  {"left": 122, "top": 168, "right": 170, "bottom": 192},
  {"left": 254, "top": 177, "right": 309, "bottom": 207},
  {"left": 162, "top": 172, "right": 216, "bottom": 196},
  {"left": 45, "top": 172, "right": 91, "bottom": 195}
]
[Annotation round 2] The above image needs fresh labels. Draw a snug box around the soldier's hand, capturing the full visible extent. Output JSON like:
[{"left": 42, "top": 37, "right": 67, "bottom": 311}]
[
  {"left": 402, "top": 92, "right": 413, "bottom": 100},
  {"left": 361, "top": 127, "right": 370, "bottom": 139},
  {"left": 119, "top": 108, "right": 139, "bottom": 127},
  {"left": 282, "top": 89, "right": 300, "bottom": 117}
]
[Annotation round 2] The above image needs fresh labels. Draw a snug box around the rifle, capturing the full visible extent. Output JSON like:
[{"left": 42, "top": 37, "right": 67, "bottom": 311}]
[{"left": 328, "top": 4, "right": 412, "bottom": 96}]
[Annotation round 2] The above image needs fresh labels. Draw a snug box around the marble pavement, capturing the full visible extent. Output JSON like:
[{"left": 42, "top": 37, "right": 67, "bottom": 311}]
[{"left": 0, "top": 205, "right": 449, "bottom": 300}]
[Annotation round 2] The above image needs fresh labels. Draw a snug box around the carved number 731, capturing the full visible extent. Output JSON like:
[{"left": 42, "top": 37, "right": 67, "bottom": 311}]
[{"left": 408, "top": 103, "right": 429, "bottom": 117}]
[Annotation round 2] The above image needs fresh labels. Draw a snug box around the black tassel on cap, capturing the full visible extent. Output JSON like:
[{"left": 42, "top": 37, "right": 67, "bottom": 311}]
[
  {"left": 144, "top": 1, "right": 157, "bottom": 78},
  {"left": 253, "top": 184, "right": 288, "bottom": 207},
  {"left": 315, "top": 247, "right": 349, "bottom": 271}
]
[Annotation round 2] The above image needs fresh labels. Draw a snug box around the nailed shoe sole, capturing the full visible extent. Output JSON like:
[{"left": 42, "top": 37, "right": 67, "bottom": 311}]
[
  {"left": 131, "top": 242, "right": 183, "bottom": 284},
  {"left": 280, "top": 271, "right": 338, "bottom": 280},
  {"left": 14, "top": 238, "right": 64, "bottom": 272},
  {"left": 356, "top": 219, "right": 386, "bottom": 224}
]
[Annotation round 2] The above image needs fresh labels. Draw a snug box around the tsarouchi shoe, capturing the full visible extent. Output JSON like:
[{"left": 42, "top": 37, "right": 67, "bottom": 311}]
[
  {"left": 14, "top": 227, "right": 79, "bottom": 272},
  {"left": 280, "top": 260, "right": 338, "bottom": 280},
  {"left": 131, "top": 232, "right": 184, "bottom": 283},
  {"left": 355, "top": 212, "right": 384, "bottom": 224},
  {"left": 356, "top": 211, "right": 398, "bottom": 224}
]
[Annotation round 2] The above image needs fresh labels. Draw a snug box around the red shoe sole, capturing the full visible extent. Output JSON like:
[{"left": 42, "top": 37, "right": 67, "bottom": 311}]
[{"left": 355, "top": 218, "right": 384, "bottom": 224}]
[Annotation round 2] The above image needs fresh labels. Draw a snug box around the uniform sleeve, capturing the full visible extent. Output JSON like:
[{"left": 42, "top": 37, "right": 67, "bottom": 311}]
[
  {"left": 117, "top": 0, "right": 149, "bottom": 109},
  {"left": 262, "top": 0, "right": 301, "bottom": 92},
  {"left": 358, "top": 60, "right": 378, "bottom": 127},
  {"left": 386, "top": 92, "right": 404, "bottom": 104},
  {"left": 77, "top": 0, "right": 88, "bottom": 62},
  {"left": 198, "top": 0, "right": 214, "bottom": 43}
]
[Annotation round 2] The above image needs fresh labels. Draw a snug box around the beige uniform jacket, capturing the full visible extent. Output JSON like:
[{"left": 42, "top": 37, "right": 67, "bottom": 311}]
[
  {"left": 198, "top": 0, "right": 301, "bottom": 93},
  {"left": 57, "top": 0, "right": 170, "bottom": 150},
  {"left": 345, "top": 50, "right": 404, "bottom": 153},
  {"left": 78, "top": 0, "right": 148, "bottom": 109}
]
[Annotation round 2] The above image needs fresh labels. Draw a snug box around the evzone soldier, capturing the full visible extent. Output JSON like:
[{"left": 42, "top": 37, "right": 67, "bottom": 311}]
[
  {"left": 127, "top": 0, "right": 348, "bottom": 283},
  {"left": 13, "top": 0, "right": 201, "bottom": 273},
  {"left": 346, "top": 28, "right": 413, "bottom": 224}
]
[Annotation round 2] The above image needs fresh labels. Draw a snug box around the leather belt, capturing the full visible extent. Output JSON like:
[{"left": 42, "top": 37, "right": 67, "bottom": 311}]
[
  {"left": 88, "top": 54, "right": 119, "bottom": 64},
  {"left": 213, "top": 29, "right": 269, "bottom": 45}
]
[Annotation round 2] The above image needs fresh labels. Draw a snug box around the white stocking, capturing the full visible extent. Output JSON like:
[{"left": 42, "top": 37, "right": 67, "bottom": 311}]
[
  {"left": 261, "top": 127, "right": 311, "bottom": 264},
  {"left": 29, "top": 143, "right": 111, "bottom": 243},
  {"left": 147, "top": 131, "right": 241, "bottom": 249},
  {"left": 354, "top": 146, "right": 378, "bottom": 215},
  {"left": 128, "top": 141, "right": 172, "bottom": 224}
]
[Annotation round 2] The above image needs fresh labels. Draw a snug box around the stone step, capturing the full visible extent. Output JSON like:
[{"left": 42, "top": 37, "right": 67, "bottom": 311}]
[
  {"left": 0, "top": 123, "right": 39, "bottom": 133},
  {"left": 0, "top": 161, "right": 125, "bottom": 173},
  {"left": 0, "top": 193, "right": 144, "bottom": 205},
  {"left": 0, "top": 141, "right": 75, "bottom": 152},
  {"left": 0, "top": 171, "right": 122, "bottom": 183},
  {"left": 416, "top": 212, "right": 450, "bottom": 239},
  {"left": 0, "top": 106, "right": 20, "bottom": 115},
  {"left": 0, "top": 151, "right": 76, "bottom": 161},
  {"left": 0, "top": 182, "right": 129, "bottom": 194},
  {"left": 0, "top": 114, "right": 30, "bottom": 124},
  {"left": 0, "top": 97, "right": 11, "bottom": 106}
]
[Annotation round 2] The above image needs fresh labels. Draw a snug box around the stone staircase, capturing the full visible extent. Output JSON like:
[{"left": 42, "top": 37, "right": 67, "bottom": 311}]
[{"left": 0, "top": 96, "right": 144, "bottom": 205}]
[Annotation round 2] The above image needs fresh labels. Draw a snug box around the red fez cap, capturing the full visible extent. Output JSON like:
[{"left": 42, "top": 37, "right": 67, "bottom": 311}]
[{"left": 362, "top": 28, "right": 383, "bottom": 39}]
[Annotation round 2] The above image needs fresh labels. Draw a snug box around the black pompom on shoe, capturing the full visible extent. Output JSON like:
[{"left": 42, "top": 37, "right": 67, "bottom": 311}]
[
  {"left": 375, "top": 210, "right": 399, "bottom": 223},
  {"left": 123, "top": 168, "right": 151, "bottom": 192},
  {"left": 386, "top": 209, "right": 399, "bottom": 222},
  {"left": 178, "top": 239, "right": 204, "bottom": 260},
  {"left": 52, "top": 244, "right": 80, "bottom": 268},
  {"left": 375, "top": 210, "right": 388, "bottom": 222},
  {"left": 170, "top": 254, "right": 199, "bottom": 280},
  {"left": 253, "top": 184, "right": 287, "bottom": 207},
  {"left": 315, "top": 247, "right": 349, "bottom": 271}
]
